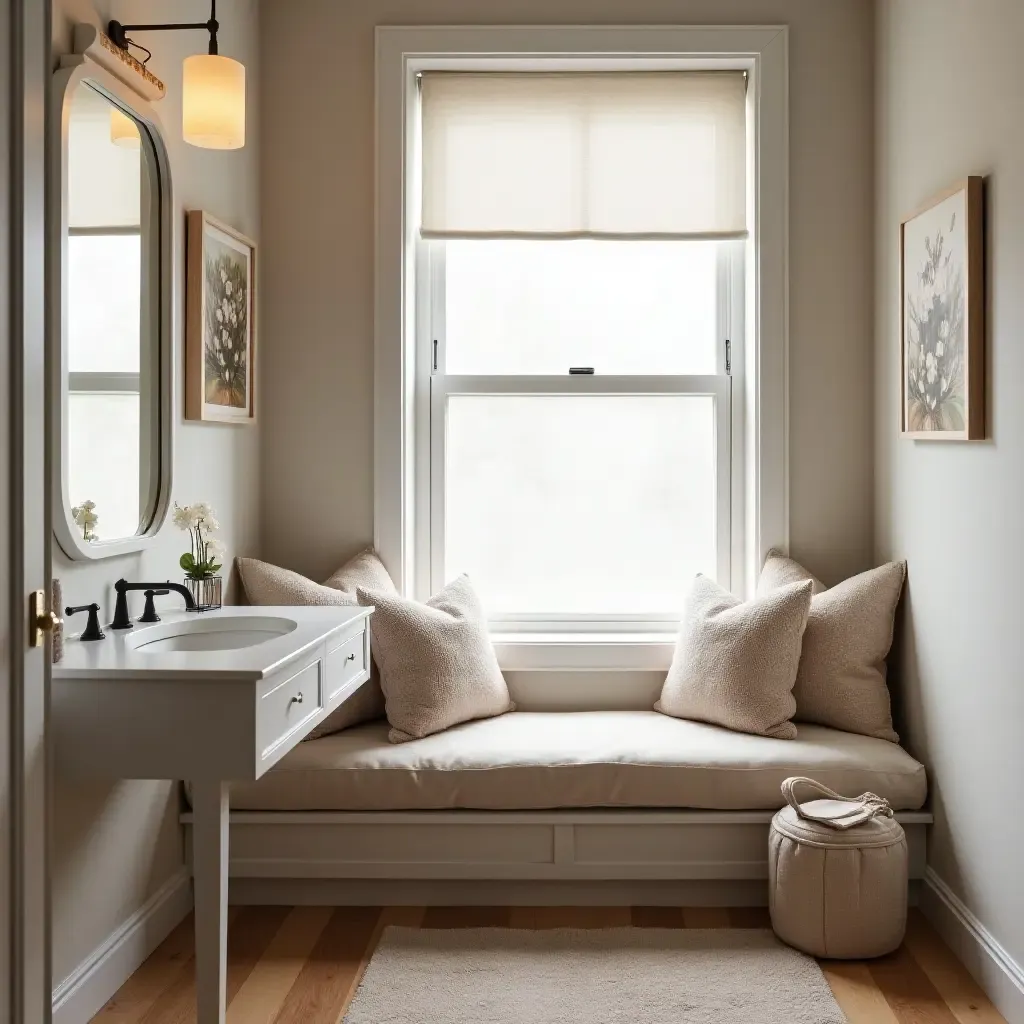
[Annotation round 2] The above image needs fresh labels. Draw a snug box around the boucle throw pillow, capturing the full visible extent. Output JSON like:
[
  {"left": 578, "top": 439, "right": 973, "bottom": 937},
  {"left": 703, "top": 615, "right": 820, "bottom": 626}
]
[
  {"left": 655, "top": 575, "right": 813, "bottom": 740},
  {"left": 757, "top": 551, "right": 907, "bottom": 742},
  {"left": 356, "top": 575, "right": 513, "bottom": 743},
  {"left": 236, "top": 550, "right": 395, "bottom": 737}
]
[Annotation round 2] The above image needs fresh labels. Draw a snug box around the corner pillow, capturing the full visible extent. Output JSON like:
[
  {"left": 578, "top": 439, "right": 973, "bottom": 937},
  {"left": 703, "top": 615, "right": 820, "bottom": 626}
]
[
  {"left": 236, "top": 550, "right": 395, "bottom": 737},
  {"left": 356, "top": 575, "right": 513, "bottom": 743},
  {"left": 655, "top": 575, "right": 813, "bottom": 740},
  {"left": 757, "top": 551, "right": 907, "bottom": 742}
]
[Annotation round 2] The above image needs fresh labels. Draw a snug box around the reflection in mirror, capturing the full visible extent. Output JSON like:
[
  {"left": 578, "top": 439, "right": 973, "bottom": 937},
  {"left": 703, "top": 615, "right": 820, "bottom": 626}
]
[{"left": 65, "top": 82, "right": 159, "bottom": 544}]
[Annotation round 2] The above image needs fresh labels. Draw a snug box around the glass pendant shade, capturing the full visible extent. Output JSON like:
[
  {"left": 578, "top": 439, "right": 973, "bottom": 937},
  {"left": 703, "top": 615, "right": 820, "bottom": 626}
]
[
  {"left": 109, "top": 107, "right": 141, "bottom": 148},
  {"left": 182, "top": 54, "right": 245, "bottom": 150}
]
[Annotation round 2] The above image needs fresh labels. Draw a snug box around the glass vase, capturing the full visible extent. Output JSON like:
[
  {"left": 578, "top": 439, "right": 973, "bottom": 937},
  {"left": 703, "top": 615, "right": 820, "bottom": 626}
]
[{"left": 185, "top": 575, "right": 222, "bottom": 612}]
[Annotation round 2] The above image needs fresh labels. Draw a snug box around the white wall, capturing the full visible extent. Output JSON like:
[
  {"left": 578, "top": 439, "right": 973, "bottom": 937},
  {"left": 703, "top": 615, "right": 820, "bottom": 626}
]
[
  {"left": 258, "top": 0, "right": 876, "bottom": 589},
  {"left": 875, "top": 0, "right": 1024, "bottom": 1008},
  {"left": 50, "top": 0, "right": 260, "bottom": 985}
]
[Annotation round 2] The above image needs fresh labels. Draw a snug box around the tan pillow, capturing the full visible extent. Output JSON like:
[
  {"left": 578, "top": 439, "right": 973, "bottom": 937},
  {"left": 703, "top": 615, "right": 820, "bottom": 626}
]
[
  {"left": 236, "top": 550, "right": 395, "bottom": 737},
  {"left": 356, "top": 575, "right": 514, "bottom": 743},
  {"left": 656, "top": 575, "right": 813, "bottom": 739},
  {"left": 757, "top": 551, "right": 906, "bottom": 742}
]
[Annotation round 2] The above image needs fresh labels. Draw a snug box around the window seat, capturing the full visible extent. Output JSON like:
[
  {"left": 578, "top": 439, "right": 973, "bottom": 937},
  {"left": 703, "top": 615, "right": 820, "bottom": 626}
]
[{"left": 224, "top": 710, "right": 927, "bottom": 813}]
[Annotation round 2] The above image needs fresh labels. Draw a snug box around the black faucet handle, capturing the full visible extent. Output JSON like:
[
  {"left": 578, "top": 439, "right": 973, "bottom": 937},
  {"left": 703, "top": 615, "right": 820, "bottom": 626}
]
[
  {"left": 65, "top": 603, "right": 106, "bottom": 642},
  {"left": 139, "top": 589, "right": 170, "bottom": 623}
]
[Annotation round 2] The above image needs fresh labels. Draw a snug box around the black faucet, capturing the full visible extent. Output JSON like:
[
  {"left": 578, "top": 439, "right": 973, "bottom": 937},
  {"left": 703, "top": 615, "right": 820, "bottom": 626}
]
[
  {"left": 65, "top": 603, "right": 106, "bottom": 641},
  {"left": 111, "top": 579, "right": 197, "bottom": 630}
]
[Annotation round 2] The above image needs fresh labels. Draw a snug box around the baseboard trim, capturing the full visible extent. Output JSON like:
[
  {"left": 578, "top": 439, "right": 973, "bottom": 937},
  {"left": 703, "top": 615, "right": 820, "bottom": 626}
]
[
  {"left": 922, "top": 867, "right": 1024, "bottom": 1024},
  {"left": 52, "top": 867, "right": 193, "bottom": 1024}
]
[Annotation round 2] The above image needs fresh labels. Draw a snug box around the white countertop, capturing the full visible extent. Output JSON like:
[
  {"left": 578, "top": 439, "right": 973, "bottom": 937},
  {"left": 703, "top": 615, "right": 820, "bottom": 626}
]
[{"left": 54, "top": 605, "right": 372, "bottom": 682}]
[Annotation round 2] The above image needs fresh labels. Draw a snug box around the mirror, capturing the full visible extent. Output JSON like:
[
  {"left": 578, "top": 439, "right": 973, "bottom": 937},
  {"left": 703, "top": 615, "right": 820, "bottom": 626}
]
[{"left": 53, "top": 68, "right": 172, "bottom": 559}]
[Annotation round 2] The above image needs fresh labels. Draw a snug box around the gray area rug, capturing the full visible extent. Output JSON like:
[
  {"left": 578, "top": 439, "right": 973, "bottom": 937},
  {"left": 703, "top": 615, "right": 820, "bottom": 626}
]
[{"left": 343, "top": 927, "right": 846, "bottom": 1023}]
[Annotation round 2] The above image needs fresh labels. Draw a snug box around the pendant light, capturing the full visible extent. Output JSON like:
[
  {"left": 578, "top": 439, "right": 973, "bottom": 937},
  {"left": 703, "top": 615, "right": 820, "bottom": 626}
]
[{"left": 108, "top": 0, "right": 246, "bottom": 150}]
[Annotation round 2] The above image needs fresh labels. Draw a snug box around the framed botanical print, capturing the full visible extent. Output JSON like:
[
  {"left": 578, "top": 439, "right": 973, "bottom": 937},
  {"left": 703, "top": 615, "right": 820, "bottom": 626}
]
[
  {"left": 186, "top": 210, "right": 256, "bottom": 423},
  {"left": 900, "top": 177, "right": 984, "bottom": 439}
]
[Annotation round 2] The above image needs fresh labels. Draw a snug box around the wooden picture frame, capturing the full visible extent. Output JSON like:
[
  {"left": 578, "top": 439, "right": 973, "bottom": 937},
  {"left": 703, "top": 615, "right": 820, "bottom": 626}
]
[
  {"left": 900, "top": 176, "right": 984, "bottom": 440},
  {"left": 186, "top": 210, "right": 256, "bottom": 423}
]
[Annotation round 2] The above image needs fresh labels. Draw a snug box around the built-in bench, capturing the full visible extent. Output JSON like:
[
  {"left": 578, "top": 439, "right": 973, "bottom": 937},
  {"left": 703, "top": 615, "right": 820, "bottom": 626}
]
[{"left": 182, "top": 710, "right": 930, "bottom": 905}]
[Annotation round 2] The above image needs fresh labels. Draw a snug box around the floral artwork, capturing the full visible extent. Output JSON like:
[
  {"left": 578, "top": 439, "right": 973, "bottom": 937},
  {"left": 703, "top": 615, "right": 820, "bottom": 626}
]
[
  {"left": 901, "top": 179, "right": 984, "bottom": 440},
  {"left": 204, "top": 235, "right": 249, "bottom": 408},
  {"left": 186, "top": 211, "right": 256, "bottom": 423}
]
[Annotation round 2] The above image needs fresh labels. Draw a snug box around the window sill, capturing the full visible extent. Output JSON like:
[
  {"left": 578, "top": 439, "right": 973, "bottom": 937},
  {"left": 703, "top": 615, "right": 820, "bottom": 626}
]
[{"left": 491, "top": 633, "right": 675, "bottom": 672}]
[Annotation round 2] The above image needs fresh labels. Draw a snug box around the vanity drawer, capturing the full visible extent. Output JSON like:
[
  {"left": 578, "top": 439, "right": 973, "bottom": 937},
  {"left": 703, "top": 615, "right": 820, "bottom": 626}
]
[
  {"left": 258, "top": 658, "right": 323, "bottom": 756},
  {"left": 325, "top": 630, "right": 367, "bottom": 702}
]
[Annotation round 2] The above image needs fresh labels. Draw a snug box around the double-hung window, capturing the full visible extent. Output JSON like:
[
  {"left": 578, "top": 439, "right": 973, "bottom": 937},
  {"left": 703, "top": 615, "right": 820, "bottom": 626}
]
[{"left": 416, "top": 71, "right": 748, "bottom": 635}]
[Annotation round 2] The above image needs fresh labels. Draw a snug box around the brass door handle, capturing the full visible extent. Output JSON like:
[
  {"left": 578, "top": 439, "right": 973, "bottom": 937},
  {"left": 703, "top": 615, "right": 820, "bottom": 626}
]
[{"left": 29, "top": 590, "right": 63, "bottom": 648}]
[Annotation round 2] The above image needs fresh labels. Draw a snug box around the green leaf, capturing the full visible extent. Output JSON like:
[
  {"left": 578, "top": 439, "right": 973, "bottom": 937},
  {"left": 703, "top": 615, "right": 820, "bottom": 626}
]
[{"left": 180, "top": 553, "right": 196, "bottom": 571}]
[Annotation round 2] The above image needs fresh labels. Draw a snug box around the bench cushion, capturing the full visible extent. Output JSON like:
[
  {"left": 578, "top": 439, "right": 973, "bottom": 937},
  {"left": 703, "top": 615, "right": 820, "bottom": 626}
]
[{"left": 228, "top": 711, "right": 927, "bottom": 812}]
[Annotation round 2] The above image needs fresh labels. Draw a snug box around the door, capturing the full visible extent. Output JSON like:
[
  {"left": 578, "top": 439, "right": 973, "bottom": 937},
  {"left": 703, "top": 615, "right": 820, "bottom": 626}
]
[{"left": 3, "top": 0, "right": 52, "bottom": 1021}]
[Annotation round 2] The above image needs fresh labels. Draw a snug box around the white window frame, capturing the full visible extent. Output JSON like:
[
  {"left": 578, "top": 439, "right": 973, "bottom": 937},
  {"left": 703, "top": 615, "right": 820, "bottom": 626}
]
[{"left": 375, "top": 25, "right": 789, "bottom": 664}]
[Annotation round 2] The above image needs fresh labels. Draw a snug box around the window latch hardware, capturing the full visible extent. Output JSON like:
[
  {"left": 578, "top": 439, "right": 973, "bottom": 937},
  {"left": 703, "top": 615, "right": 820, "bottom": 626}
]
[
  {"left": 569, "top": 367, "right": 594, "bottom": 375},
  {"left": 433, "top": 339, "right": 438, "bottom": 372},
  {"left": 725, "top": 339, "right": 732, "bottom": 376}
]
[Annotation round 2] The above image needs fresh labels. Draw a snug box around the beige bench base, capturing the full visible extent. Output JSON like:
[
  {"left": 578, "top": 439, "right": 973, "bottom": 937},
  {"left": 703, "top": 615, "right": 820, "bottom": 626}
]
[{"left": 182, "top": 809, "right": 930, "bottom": 903}]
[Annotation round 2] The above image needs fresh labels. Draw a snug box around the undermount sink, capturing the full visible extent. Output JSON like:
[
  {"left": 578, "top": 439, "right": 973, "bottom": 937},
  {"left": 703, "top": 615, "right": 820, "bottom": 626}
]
[{"left": 125, "top": 615, "right": 298, "bottom": 653}]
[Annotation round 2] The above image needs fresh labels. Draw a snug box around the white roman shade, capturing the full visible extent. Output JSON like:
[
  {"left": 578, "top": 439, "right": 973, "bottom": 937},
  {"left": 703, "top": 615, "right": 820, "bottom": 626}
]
[{"left": 420, "top": 72, "right": 747, "bottom": 239}]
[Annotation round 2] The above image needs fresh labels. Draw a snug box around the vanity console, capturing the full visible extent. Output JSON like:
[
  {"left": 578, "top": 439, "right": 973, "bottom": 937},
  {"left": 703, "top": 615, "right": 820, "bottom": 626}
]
[{"left": 53, "top": 605, "right": 373, "bottom": 1024}]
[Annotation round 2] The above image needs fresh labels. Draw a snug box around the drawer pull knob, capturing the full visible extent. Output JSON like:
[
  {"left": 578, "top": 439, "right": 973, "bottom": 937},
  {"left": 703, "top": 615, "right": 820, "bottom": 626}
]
[
  {"left": 345, "top": 653, "right": 356, "bottom": 663},
  {"left": 290, "top": 692, "right": 304, "bottom": 705}
]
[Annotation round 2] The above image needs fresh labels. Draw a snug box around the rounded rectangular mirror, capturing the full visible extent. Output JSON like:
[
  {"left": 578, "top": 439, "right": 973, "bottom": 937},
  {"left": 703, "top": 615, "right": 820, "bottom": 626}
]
[{"left": 52, "top": 64, "right": 172, "bottom": 559}]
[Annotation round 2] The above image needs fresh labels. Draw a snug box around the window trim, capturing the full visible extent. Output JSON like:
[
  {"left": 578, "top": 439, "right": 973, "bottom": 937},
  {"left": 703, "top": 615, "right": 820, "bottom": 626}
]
[{"left": 375, "top": 25, "right": 790, "bottom": 641}]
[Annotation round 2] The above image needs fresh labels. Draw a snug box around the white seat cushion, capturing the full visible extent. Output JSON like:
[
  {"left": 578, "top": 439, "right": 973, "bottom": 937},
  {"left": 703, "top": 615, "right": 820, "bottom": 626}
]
[{"left": 227, "top": 711, "right": 927, "bottom": 812}]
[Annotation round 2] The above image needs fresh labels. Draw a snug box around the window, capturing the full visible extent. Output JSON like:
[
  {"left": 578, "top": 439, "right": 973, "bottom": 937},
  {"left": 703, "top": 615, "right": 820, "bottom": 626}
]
[
  {"left": 376, "top": 26, "right": 790, "bottom": 660},
  {"left": 67, "top": 231, "right": 145, "bottom": 540},
  {"left": 417, "top": 71, "right": 745, "bottom": 632}
]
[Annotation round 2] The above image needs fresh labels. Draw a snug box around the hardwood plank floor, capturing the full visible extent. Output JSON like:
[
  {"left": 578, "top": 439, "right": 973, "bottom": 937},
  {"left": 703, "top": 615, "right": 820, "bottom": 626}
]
[{"left": 91, "top": 905, "right": 1007, "bottom": 1024}]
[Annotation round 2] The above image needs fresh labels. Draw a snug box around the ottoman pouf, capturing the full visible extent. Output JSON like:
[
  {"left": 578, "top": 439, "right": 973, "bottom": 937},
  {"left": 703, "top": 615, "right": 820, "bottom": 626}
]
[{"left": 769, "top": 776, "right": 908, "bottom": 959}]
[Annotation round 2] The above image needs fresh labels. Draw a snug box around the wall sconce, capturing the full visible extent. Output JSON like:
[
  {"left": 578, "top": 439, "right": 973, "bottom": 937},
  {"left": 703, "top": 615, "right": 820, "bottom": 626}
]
[
  {"left": 109, "top": 108, "right": 141, "bottom": 148},
  {"left": 108, "top": 1, "right": 245, "bottom": 150}
]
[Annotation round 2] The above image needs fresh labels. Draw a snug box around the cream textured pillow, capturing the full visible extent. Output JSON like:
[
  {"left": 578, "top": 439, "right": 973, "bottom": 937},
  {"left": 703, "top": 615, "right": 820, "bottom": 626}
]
[
  {"left": 757, "top": 551, "right": 907, "bottom": 742},
  {"left": 356, "top": 575, "right": 513, "bottom": 743},
  {"left": 236, "top": 550, "right": 395, "bottom": 737},
  {"left": 656, "top": 575, "right": 813, "bottom": 740}
]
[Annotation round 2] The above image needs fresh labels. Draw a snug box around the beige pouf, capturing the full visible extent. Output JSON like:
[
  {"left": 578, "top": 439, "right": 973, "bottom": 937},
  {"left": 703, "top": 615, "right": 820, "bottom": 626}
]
[{"left": 769, "top": 777, "right": 908, "bottom": 959}]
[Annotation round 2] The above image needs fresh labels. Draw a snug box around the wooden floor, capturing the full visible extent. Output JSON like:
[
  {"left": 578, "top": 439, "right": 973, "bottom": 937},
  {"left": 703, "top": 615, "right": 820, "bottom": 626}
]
[{"left": 90, "top": 905, "right": 1007, "bottom": 1024}]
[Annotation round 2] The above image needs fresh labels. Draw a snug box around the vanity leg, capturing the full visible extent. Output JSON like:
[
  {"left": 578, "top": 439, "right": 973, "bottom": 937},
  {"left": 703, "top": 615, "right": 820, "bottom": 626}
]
[{"left": 191, "top": 780, "right": 229, "bottom": 1024}]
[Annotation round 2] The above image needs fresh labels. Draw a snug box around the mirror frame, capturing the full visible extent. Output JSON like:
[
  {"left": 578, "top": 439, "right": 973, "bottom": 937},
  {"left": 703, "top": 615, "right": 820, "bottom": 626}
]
[{"left": 49, "top": 58, "right": 174, "bottom": 560}]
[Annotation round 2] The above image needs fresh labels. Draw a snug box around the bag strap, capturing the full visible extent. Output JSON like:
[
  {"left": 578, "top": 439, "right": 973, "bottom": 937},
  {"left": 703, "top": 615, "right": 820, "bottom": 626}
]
[{"left": 781, "top": 776, "right": 894, "bottom": 831}]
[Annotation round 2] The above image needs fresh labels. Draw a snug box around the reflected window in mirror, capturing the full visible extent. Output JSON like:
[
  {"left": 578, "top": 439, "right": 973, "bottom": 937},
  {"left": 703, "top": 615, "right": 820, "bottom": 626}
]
[{"left": 65, "top": 82, "right": 160, "bottom": 543}]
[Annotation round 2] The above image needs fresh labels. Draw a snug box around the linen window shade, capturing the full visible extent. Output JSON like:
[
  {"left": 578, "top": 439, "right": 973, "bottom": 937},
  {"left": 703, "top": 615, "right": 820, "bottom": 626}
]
[{"left": 420, "top": 72, "right": 747, "bottom": 239}]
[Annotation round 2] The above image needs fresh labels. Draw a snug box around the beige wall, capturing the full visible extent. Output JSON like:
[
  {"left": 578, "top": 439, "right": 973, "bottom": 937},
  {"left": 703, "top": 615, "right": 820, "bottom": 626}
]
[
  {"left": 258, "top": 0, "right": 875, "bottom": 588},
  {"left": 50, "top": 0, "right": 260, "bottom": 984},
  {"left": 875, "top": 0, "right": 1024, "bottom": 990}
]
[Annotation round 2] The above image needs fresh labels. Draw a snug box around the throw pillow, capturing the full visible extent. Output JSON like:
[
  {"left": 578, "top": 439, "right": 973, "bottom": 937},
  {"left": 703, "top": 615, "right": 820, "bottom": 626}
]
[
  {"left": 236, "top": 550, "right": 395, "bottom": 737},
  {"left": 655, "top": 575, "right": 813, "bottom": 739},
  {"left": 757, "top": 551, "right": 907, "bottom": 742},
  {"left": 356, "top": 575, "right": 514, "bottom": 743}
]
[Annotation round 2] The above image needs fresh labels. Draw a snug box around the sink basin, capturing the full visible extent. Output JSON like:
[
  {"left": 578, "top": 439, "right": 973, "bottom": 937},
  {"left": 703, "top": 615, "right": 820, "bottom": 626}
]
[{"left": 125, "top": 615, "right": 298, "bottom": 653}]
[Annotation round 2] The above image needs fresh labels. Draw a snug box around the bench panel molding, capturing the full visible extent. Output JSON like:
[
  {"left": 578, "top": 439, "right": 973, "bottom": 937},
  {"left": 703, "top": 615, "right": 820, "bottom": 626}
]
[{"left": 183, "top": 810, "right": 930, "bottom": 894}]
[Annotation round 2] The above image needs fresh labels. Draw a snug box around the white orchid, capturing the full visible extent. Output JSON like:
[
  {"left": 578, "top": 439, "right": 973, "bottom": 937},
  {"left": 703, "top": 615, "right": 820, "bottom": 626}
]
[
  {"left": 172, "top": 502, "right": 199, "bottom": 530},
  {"left": 71, "top": 500, "right": 99, "bottom": 541},
  {"left": 174, "top": 501, "right": 224, "bottom": 580}
]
